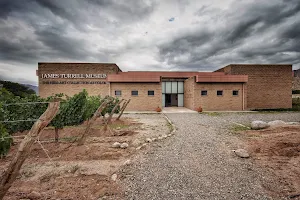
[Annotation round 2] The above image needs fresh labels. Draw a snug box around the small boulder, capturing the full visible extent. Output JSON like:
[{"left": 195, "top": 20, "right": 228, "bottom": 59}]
[
  {"left": 268, "top": 120, "right": 286, "bottom": 127},
  {"left": 251, "top": 120, "right": 269, "bottom": 130},
  {"left": 120, "top": 143, "right": 129, "bottom": 149},
  {"left": 112, "top": 142, "right": 121, "bottom": 148},
  {"left": 234, "top": 149, "right": 250, "bottom": 158},
  {"left": 157, "top": 136, "right": 163, "bottom": 140}
]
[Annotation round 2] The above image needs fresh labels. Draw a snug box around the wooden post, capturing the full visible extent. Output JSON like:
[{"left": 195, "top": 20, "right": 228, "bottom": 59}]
[
  {"left": 103, "top": 99, "right": 124, "bottom": 131},
  {"left": 116, "top": 99, "right": 131, "bottom": 120},
  {"left": 107, "top": 99, "right": 124, "bottom": 124},
  {"left": 54, "top": 127, "right": 59, "bottom": 142},
  {"left": 77, "top": 98, "right": 113, "bottom": 145},
  {"left": 0, "top": 100, "right": 60, "bottom": 199},
  {"left": 116, "top": 100, "right": 127, "bottom": 119}
]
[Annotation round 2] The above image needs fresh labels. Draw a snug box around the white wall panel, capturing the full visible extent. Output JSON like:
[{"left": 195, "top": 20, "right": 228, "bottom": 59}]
[
  {"left": 178, "top": 82, "right": 184, "bottom": 93},
  {"left": 166, "top": 82, "right": 171, "bottom": 93},
  {"left": 171, "top": 82, "right": 177, "bottom": 93},
  {"left": 178, "top": 94, "right": 184, "bottom": 106}
]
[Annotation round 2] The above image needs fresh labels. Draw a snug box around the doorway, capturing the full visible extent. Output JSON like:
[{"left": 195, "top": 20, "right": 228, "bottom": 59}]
[
  {"left": 165, "top": 94, "right": 178, "bottom": 107},
  {"left": 162, "top": 81, "right": 184, "bottom": 107}
]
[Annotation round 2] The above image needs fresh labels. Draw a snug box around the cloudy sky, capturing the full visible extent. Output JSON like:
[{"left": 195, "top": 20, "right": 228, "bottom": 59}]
[{"left": 0, "top": 0, "right": 299, "bottom": 85}]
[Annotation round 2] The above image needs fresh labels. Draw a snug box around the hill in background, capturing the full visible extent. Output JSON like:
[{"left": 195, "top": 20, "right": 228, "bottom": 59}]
[
  {"left": 0, "top": 80, "right": 37, "bottom": 97},
  {"left": 22, "top": 84, "right": 38, "bottom": 94}
]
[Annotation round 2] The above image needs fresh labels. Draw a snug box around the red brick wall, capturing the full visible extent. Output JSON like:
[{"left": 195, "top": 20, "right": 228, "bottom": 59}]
[
  {"left": 110, "top": 82, "right": 162, "bottom": 111},
  {"left": 194, "top": 83, "right": 245, "bottom": 111},
  {"left": 38, "top": 63, "right": 120, "bottom": 98},
  {"left": 184, "top": 77, "right": 195, "bottom": 110},
  {"left": 216, "top": 64, "right": 292, "bottom": 109}
]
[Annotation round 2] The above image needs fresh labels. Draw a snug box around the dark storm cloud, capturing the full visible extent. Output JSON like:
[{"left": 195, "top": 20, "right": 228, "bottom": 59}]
[
  {"left": 159, "top": 0, "right": 300, "bottom": 69},
  {"left": 0, "top": 0, "right": 157, "bottom": 65}
]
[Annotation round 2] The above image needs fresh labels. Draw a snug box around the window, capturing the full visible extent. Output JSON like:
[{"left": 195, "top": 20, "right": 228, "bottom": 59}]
[
  {"left": 233, "top": 90, "right": 239, "bottom": 96},
  {"left": 148, "top": 90, "right": 154, "bottom": 96},
  {"left": 201, "top": 90, "right": 207, "bottom": 96},
  {"left": 115, "top": 90, "right": 121, "bottom": 96},
  {"left": 131, "top": 90, "right": 138, "bottom": 96},
  {"left": 217, "top": 90, "right": 223, "bottom": 96}
]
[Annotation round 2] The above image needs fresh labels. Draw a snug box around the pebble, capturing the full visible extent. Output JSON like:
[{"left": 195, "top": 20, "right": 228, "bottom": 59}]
[
  {"left": 111, "top": 174, "right": 117, "bottom": 181},
  {"left": 145, "top": 138, "right": 152, "bottom": 143}
]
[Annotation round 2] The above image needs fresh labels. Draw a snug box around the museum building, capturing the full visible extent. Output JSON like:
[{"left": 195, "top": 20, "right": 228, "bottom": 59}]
[{"left": 37, "top": 63, "right": 292, "bottom": 111}]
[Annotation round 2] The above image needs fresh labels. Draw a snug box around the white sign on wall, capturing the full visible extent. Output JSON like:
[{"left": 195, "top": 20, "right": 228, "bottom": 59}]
[{"left": 41, "top": 74, "right": 107, "bottom": 79}]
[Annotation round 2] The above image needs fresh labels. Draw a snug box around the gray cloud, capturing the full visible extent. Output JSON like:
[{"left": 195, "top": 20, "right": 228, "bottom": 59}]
[{"left": 158, "top": 0, "right": 300, "bottom": 70}]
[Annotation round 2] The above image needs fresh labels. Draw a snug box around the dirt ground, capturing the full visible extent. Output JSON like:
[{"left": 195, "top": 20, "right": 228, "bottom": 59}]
[
  {"left": 0, "top": 114, "right": 170, "bottom": 200},
  {"left": 242, "top": 125, "right": 300, "bottom": 199}
]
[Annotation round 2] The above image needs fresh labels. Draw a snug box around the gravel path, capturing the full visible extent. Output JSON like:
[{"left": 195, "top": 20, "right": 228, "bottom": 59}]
[{"left": 122, "top": 112, "right": 300, "bottom": 200}]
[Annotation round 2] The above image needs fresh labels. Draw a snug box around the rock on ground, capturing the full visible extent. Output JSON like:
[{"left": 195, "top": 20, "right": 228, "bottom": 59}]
[
  {"left": 267, "top": 120, "right": 286, "bottom": 127},
  {"left": 120, "top": 143, "right": 129, "bottom": 149},
  {"left": 234, "top": 149, "right": 250, "bottom": 158},
  {"left": 111, "top": 174, "right": 117, "bottom": 181},
  {"left": 251, "top": 120, "right": 269, "bottom": 130},
  {"left": 112, "top": 142, "right": 121, "bottom": 148}
]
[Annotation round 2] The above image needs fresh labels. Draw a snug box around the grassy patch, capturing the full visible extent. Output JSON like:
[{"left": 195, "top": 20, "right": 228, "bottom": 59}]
[
  {"left": 203, "top": 112, "right": 222, "bottom": 116},
  {"left": 167, "top": 121, "right": 174, "bottom": 132},
  {"left": 92, "top": 123, "right": 130, "bottom": 130},
  {"left": 231, "top": 124, "right": 250, "bottom": 133}
]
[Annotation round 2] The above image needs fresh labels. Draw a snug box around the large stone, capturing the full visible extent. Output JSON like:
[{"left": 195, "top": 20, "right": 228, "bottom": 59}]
[
  {"left": 120, "top": 143, "right": 129, "bottom": 149},
  {"left": 251, "top": 120, "right": 269, "bottom": 130},
  {"left": 268, "top": 120, "right": 286, "bottom": 127},
  {"left": 234, "top": 149, "right": 250, "bottom": 158},
  {"left": 112, "top": 142, "right": 121, "bottom": 148}
]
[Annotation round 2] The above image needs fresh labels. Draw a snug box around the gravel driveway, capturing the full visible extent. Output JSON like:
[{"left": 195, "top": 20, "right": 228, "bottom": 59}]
[{"left": 122, "top": 112, "right": 300, "bottom": 200}]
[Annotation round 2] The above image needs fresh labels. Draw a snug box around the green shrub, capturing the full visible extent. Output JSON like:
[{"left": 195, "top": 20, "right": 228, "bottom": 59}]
[
  {"left": 292, "top": 90, "right": 300, "bottom": 94},
  {"left": 0, "top": 124, "right": 12, "bottom": 158}
]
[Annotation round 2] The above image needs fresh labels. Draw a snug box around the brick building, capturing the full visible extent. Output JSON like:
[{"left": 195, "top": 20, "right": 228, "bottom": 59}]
[{"left": 37, "top": 63, "right": 292, "bottom": 111}]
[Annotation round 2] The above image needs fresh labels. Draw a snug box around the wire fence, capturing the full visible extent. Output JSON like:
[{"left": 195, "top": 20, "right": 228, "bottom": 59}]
[
  {"left": 0, "top": 119, "right": 38, "bottom": 123},
  {"left": 1, "top": 101, "right": 58, "bottom": 123},
  {"left": 2, "top": 102, "right": 50, "bottom": 106}
]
